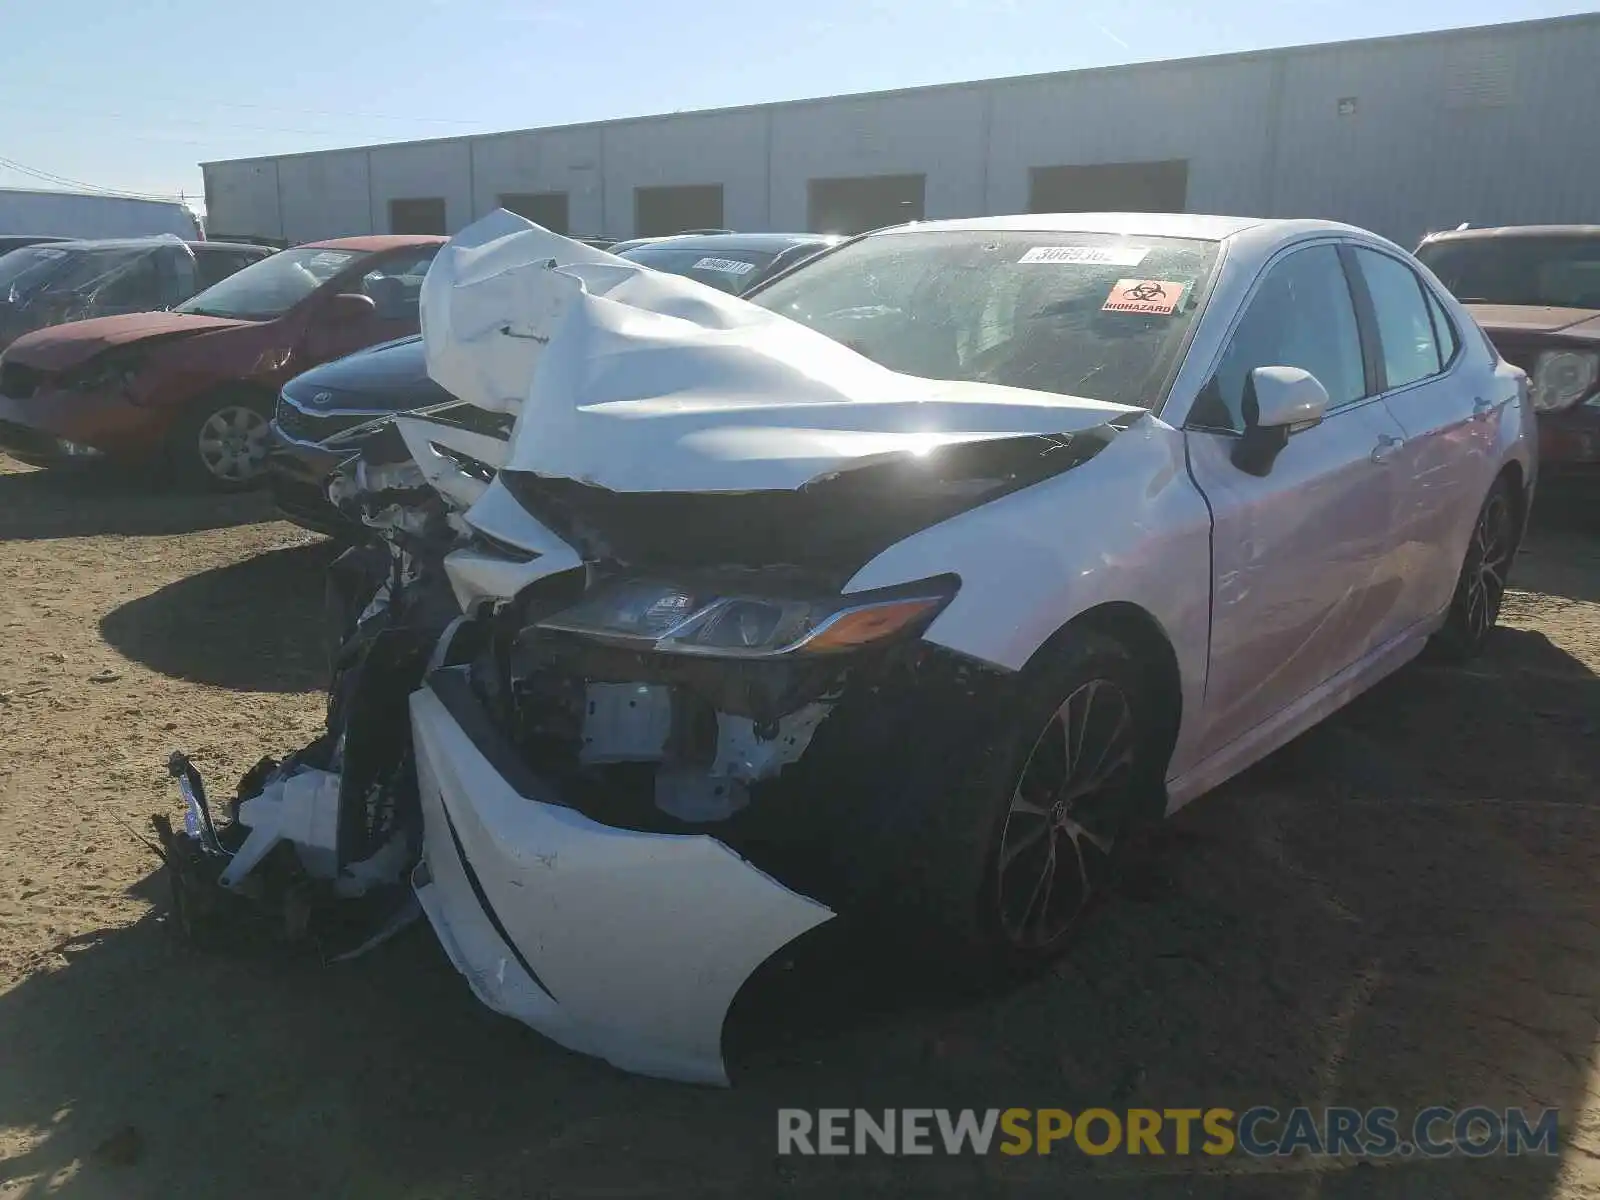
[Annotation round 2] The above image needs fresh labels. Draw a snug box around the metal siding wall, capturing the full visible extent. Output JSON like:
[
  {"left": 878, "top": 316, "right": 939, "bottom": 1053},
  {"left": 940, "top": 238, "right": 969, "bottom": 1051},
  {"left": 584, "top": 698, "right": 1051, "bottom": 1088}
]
[
  {"left": 366, "top": 141, "right": 473, "bottom": 234},
  {"left": 202, "top": 161, "right": 282, "bottom": 240},
  {"left": 277, "top": 152, "right": 372, "bottom": 241},
  {"left": 984, "top": 58, "right": 1279, "bottom": 217},
  {"left": 200, "top": 16, "right": 1600, "bottom": 247},
  {"left": 1272, "top": 21, "right": 1600, "bottom": 248},
  {"left": 768, "top": 89, "right": 987, "bottom": 228},
  {"left": 599, "top": 111, "right": 769, "bottom": 237},
  {"left": 471, "top": 127, "right": 607, "bottom": 236}
]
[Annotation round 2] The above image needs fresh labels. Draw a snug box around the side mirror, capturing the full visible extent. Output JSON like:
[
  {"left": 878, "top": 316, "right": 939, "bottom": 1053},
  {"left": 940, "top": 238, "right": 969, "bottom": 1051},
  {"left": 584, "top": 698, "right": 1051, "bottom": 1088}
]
[
  {"left": 1231, "top": 365, "right": 1329, "bottom": 477},
  {"left": 325, "top": 292, "right": 376, "bottom": 324}
]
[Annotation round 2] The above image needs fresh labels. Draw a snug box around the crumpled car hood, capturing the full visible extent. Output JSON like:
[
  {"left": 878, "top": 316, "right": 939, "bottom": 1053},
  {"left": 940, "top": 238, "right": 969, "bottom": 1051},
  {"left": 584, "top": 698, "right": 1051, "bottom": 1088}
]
[
  {"left": 421, "top": 211, "right": 1142, "bottom": 494},
  {"left": 2, "top": 310, "right": 248, "bottom": 372}
]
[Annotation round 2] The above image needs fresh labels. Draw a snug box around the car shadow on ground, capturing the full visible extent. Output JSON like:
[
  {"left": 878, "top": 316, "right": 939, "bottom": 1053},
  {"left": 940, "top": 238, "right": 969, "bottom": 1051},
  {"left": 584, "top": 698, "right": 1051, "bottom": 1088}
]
[
  {"left": 98, "top": 542, "right": 339, "bottom": 694},
  {"left": 0, "top": 626, "right": 1595, "bottom": 1198},
  {"left": 0, "top": 460, "right": 280, "bottom": 542}
]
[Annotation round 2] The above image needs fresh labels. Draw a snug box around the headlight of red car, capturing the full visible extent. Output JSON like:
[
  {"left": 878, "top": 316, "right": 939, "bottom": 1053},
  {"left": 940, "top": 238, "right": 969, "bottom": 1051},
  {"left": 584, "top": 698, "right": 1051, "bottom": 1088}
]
[
  {"left": 64, "top": 354, "right": 144, "bottom": 394},
  {"left": 1530, "top": 349, "right": 1599, "bottom": 412}
]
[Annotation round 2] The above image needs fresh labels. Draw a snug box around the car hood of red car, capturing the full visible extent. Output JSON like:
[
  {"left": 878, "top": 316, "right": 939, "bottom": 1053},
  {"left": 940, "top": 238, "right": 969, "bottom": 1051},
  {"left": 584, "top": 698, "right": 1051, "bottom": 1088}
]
[
  {"left": 1468, "top": 303, "right": 1600, "bottom": 341},
  {"left": 1, "top": 311, "right": 251, "bottom": 372}
]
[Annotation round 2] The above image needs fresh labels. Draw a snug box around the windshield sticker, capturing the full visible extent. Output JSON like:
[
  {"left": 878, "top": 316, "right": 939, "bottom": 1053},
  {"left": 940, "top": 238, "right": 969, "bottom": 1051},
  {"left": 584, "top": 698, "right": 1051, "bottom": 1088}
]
[
  {"left": 30, "top": 248, "right": 68, "bottom": 260},
  {"left": 1019, "top": 245, "right": 1149, "bottom": 267},
  {"left": 690, "top": 256, "right": 757, "bottom": 275},
  {"left": 308, "top": 251, "right": 354, "bottom": 269},
  {"left": 1102, "top": 279, "right": 1188, "bottom": 315}
]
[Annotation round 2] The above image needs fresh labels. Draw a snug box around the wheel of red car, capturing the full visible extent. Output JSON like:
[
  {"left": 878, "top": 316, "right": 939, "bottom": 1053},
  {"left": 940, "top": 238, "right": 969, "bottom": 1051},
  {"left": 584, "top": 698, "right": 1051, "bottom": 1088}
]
[{"left": 167, "top": 392, "right": 274, "bottom": 491}]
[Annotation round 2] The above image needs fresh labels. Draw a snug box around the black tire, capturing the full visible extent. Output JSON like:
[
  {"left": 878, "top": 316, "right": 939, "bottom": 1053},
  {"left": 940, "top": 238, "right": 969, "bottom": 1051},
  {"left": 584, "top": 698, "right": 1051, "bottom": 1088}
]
[
  {"left": 849, "top": 629, "right": 1165, "bottom": 976},
  {"left": 1430, "top": 478, "right": 1517, "bottom": 662},
  {"left": 165, "top": 391, "right": 274, "bottom": 491}
]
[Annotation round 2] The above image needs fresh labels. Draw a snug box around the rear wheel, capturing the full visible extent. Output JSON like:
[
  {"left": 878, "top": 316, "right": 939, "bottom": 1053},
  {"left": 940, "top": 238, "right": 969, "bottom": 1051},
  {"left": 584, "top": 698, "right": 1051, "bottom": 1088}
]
[
  {"left": 167, "top": 392, "right": 273, "bottom": 491},
  {"left": 1431, "top": 479, "right": 1517, "bottom": 661}
]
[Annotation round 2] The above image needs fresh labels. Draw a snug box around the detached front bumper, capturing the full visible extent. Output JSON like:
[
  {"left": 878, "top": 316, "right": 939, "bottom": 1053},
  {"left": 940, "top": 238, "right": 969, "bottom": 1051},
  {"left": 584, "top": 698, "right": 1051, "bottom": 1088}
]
[
  {"left": 409, "top": 671, "right": 834, "bottom": 1085},
  {"left": 0, "top": 384, "right": 166, "bottom": 465}
]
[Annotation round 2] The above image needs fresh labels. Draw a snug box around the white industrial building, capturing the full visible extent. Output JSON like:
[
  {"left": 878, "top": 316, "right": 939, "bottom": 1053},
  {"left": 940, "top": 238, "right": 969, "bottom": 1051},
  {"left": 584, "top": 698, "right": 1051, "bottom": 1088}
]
[{"left": 202, "top": 12, "right": 1600, "bottom": 251}]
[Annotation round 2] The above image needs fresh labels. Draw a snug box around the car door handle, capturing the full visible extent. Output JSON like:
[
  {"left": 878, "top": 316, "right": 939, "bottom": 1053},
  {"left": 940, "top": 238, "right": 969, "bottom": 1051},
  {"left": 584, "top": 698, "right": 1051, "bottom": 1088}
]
[{"left": 1371, "top": 434, "right": 1403, "bottom": 464}]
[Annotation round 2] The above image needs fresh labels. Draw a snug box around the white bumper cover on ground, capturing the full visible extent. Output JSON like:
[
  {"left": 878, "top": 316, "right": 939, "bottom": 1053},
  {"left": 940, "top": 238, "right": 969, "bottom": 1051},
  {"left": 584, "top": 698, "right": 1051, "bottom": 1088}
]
[{"left": 408, "top": 682, "right": 835, "bottom": 1085}]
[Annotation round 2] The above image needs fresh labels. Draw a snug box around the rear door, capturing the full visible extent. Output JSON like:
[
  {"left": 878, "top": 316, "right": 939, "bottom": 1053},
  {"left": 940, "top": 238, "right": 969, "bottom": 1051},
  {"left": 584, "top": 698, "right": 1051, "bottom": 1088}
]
[
  {"left": 1346, "top": 246, "right": 1502, "bottom": 628},
  {"left": 1184, "top": 242, "right": 1410, "bottom": 757}
]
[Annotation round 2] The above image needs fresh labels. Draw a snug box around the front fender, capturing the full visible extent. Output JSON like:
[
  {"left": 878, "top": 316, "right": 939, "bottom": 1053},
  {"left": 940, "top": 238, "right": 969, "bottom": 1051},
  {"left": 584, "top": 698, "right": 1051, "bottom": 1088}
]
[{"left": 843, "top": 418, "right": 1212, "bottom": 776}]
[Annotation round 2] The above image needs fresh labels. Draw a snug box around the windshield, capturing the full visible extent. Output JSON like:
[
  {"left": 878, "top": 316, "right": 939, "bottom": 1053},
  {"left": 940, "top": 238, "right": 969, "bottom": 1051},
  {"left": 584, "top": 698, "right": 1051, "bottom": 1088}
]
[
  {"left": 1417, "top": 236, "right": 1600, "bottom": 309},
  {"left": 0, "top": 245, "right": 159, "bottom": 301},
  {"left": 749, "top": 230, "right": 1219, "bottom": 407},
  {"left": 618, "top": 245, "right": 778, "bottom": 294},
  {"left": 175, "top": 246, "right": 365, "bottom": 320}
]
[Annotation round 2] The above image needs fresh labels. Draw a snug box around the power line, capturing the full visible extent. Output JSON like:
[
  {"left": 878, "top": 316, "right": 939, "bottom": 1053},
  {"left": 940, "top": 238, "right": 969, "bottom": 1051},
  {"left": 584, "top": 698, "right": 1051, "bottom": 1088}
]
[{"left": 0, "top": 155, "right": 187, "bottom": 203}]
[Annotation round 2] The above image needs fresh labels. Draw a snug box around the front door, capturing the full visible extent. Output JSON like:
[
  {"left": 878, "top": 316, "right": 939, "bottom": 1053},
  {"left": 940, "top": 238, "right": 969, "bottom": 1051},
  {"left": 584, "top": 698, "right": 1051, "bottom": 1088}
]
[
  {"left": 302, "top": 245, "right": 439, "bottom": 366},
  {"left": 1185, "top": 242, "right": 1410, "bottom": 758}
]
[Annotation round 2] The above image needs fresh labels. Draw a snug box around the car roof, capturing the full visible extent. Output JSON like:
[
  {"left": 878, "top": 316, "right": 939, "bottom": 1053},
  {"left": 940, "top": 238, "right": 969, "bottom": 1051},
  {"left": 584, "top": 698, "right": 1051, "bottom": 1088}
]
[
  {"left": 865, "top": 212, "right": 1284, "bottom": 241},
  {"left": 29, "top": 237, "right": 264, "bottom": 253},
  {"left": 1419, "top": 224, "right": 1600, "bottom": 243},
  {"left": 299, "top": 234, "right": 449, "bottom": 252},
  {"left": 616, "top": 232, "right": 841, "bottom": 254}
]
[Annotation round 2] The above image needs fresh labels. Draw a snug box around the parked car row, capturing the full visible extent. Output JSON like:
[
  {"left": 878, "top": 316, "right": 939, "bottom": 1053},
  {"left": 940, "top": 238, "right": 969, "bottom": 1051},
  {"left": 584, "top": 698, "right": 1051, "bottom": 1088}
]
[
  {"left": 0, "top": 223, "right": 839, "bottom": 490},
  {"left": 3, "top": 215, "right": 1596, "bottom": 504}
]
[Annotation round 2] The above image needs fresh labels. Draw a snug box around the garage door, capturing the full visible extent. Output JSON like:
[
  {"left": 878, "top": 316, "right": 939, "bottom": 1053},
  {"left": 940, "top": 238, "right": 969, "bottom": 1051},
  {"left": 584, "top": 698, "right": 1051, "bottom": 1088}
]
[
  {"left": 807, "top": 175, "right": 925, "bottom": 236},
  {"left": 634, "top": 185, "right": 725, "bottom": 237},
  {"left": 389, "top": 197, "right": 447, "bottom": 235},
  {"left": 498, "top": 192, "right": 569, "bottom": 235},
  {"left": 1028, "top": 161, "right": 1189, "bottom": 214}
]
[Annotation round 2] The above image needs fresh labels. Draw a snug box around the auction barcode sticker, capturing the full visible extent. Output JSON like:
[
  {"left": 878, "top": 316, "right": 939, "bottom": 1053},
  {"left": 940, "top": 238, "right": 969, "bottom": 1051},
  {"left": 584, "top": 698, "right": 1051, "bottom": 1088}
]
[
  {"left": 1018, "top": 246, "right": 1149, "bottom": 266},
  {"left": 691, "top": 256, "right": 758, "bottom": 275}
]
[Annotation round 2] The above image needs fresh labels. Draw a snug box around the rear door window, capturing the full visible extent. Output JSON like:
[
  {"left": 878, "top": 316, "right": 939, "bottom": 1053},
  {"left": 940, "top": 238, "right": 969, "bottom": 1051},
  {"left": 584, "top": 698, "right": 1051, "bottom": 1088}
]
[{"left": 1352, "top": 248, "right": 1443, "bottom": 389}]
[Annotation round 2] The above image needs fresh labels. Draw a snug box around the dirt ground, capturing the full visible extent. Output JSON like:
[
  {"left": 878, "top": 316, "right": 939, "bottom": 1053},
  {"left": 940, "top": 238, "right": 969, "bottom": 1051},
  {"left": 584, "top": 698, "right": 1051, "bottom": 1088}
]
[{"left": 0, "top": 452, "right": 1597, "bottom": 1199}]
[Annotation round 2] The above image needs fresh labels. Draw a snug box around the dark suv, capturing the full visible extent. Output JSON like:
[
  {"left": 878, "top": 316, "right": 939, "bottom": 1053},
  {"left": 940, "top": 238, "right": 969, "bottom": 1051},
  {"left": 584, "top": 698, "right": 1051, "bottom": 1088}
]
[{"left": 1416, "top": 225, "right": 1600, "bottom": 472}]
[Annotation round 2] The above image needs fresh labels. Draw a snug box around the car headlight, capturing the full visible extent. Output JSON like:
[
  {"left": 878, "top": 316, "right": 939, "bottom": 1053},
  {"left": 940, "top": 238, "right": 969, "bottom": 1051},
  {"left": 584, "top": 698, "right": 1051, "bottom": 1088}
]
[
  {"left": 535, "top": 576, "right": 958, "bottom": 658},
  {"left": 1530, "top": 349, "right": 1598, "bottom": 412},
  {"left": 66, "top": 355, "right": 142, "bottom": 393}
]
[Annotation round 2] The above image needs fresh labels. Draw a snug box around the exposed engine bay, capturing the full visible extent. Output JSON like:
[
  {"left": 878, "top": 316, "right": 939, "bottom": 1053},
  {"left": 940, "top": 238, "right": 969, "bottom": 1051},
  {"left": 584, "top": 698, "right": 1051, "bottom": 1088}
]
[{"left": 152, "top": 210, "right": 1141, "bottom": 1084}]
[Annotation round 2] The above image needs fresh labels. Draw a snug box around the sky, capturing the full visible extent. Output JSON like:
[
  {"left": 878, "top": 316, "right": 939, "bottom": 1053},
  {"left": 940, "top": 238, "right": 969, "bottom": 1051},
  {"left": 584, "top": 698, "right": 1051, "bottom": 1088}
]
[{"left": 0, "top": 0, "right": 1592, "bottom": 213}]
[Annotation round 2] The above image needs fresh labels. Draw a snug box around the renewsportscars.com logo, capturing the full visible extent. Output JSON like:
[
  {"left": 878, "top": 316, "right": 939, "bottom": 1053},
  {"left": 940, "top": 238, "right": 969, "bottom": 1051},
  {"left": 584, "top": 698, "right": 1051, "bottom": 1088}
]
[{"left": 777, "top": 1107, "right": 1559, "bottom": 1158}]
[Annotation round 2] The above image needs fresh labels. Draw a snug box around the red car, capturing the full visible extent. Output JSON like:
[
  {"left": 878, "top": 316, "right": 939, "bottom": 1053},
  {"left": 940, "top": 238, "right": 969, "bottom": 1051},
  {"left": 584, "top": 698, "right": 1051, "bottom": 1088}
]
[
  {"left": 1416, "top": 225, "right": 1600, "bottom": 474},
  {"left": 0, "top": 235, "right": 445, "bottom": 488}
]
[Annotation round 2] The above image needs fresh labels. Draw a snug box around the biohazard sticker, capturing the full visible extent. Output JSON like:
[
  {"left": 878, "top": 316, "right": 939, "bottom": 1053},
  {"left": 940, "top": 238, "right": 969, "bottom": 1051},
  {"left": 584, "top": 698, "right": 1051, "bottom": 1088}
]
[
  {"left": 1102, "top": 278, "right": 1187, "bottom": 315},
  {"left": 690, "top": 256, "right": 757, "bottom": 275},
  {"left": 1018, "top": 245, "right": 1149, "bottom": 266}
]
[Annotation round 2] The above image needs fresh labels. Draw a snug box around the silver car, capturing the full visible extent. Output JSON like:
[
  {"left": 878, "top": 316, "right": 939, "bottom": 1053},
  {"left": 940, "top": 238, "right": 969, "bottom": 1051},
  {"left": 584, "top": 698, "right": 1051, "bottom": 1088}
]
[{"left": 163, "top": 210, "right": 1535, "bottom": 1085}]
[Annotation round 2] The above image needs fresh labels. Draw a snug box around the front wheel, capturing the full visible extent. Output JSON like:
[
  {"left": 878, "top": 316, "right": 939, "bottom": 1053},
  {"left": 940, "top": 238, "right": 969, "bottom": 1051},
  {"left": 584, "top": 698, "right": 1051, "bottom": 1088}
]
[
  {"left": 870, "top": 630, "right": 1162, "bottom": 975},
  {"left": 166, "top": 393, "right": 273, "bottom": 491},
  {"left": 1431, "top": 479, "right": 1517, "bottom": 661}
]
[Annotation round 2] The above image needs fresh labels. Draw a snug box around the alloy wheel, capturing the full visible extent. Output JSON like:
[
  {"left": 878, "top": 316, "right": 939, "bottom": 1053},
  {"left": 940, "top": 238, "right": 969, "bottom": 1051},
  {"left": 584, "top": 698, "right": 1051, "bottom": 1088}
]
[
  {"left": 996, "top": 678, "right": 1135, "bottom": 950},
  {"left": 1461, "top": 492, "right": 1514, "bottom": 645},
  {"left": 197, "top": 405, "right": 271, "bottom": 483}
]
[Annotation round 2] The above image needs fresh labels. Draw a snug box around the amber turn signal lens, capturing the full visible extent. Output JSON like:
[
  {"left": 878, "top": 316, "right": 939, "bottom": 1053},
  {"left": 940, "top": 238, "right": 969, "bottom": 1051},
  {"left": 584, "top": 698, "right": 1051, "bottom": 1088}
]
[{"left": 798, "top": 597, "right": 944, "bottom": 654}]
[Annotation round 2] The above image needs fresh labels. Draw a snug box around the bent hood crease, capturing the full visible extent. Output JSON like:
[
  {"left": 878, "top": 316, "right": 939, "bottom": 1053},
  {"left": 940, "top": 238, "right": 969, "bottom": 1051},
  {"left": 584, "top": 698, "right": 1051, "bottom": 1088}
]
[{"left": 421, "top": 211, "right": 1142, "bottom": 494}]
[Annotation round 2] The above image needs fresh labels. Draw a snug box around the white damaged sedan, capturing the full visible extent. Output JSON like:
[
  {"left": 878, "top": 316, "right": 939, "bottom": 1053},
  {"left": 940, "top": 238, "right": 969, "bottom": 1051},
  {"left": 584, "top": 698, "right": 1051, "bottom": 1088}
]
[{"left": 157, "top": 209, "right": 1536, "bottom": 1086}]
